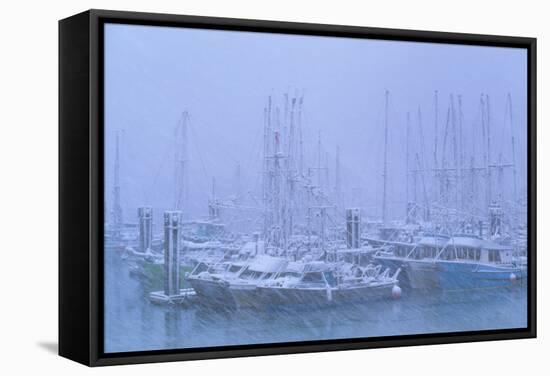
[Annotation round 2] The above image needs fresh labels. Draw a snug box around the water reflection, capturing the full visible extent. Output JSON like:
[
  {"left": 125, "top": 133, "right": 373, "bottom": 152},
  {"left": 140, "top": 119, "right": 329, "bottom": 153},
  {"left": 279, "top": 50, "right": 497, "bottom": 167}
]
[{"left": 104, "top": 251, "right": 527, "bottom": 353}]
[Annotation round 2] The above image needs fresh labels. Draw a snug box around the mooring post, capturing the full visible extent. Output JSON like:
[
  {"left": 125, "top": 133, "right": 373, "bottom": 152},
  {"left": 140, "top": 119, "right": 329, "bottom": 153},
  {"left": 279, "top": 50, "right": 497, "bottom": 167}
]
[
  {"left": 346, "top": 208, "right": 361, "bottom": 249},
  {"left": 138, "top": 206, "right": 153, "bottom": 252},
  {"left": 164, "top": 211, "right": 182, "bottom": 296}
]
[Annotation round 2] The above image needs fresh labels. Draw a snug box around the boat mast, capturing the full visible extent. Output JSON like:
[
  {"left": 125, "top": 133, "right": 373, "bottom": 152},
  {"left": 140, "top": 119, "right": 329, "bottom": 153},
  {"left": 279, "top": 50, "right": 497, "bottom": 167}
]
[
  {"left": 458, "top": 95, "right": 465, "bottom": 212},
  {"left": 382, "top": 90, "right": 389, "bottom": 225},
  {"left": 335, "top": 145, "right": 342, "bottom": 210},
  {"left": 441, "top": 102, "right": 451, "bottom": 206},
  {"left": 234, "top": 163, "right": 241, "bottom": 204},
  {"left": 406, "top": 112, "right": 410, "bottom": 204},
  {"left": 486, "top": 94, "right": 493, "bottom": 209},
  {"left": 433, "top": 90, "right": 439, "bottom": 207},
  {"left": 112, "top": 130, "right": 123, "bottom": 235},
  {"left": 480, "top": 94, "right": 489, "bottom": 215},
  {"left": 450, "top": 95, "right": 459, "bottom": 212},
  {"left": 298, "top": 94, "right": 304, "bottom": 177},
  {"left": 262, "top": 96, "right": 273, "bottom": 240},
  {"left": 174, "top": 111, "right": 189, "bottom": 213},
  {"left": 508, "top": 93, "right": 518, "bottom": 204},
  {"left": 417, "top": 107, "right": 430, "bottom": 222},
  {"left": 317, "top": 131, "right": 322, "bottom": 189}
]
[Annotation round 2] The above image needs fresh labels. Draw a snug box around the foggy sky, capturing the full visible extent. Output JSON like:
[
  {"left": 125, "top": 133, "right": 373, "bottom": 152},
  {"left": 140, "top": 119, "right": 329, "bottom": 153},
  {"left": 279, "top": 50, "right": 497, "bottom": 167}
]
[{"left": 104, "top": 23, "right": 527, "bottom": 225}]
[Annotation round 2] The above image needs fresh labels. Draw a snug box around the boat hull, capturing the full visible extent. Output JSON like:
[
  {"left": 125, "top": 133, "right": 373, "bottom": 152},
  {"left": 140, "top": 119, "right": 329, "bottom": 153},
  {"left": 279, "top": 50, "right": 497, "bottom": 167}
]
[
  {"left": 187, "top": 278, "right": 235, "bottom": 306},
  {"left": 375, "top": 254, "right": 524, "bottom": 290},
  {"left": 256, "top": 283, "right": 395, "bottom": 307},
  {"left": 406, "top": 260, "right": 440, "bottom": 289},
  {"left": 436, "top": 262, "right": 524, "bottom": 290}
]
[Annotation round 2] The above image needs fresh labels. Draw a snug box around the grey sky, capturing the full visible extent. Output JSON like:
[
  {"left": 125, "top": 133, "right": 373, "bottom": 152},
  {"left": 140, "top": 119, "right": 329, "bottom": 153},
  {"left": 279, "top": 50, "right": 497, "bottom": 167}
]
[{"left": 104, "top": 23, "right": 527, "bottom": 224}]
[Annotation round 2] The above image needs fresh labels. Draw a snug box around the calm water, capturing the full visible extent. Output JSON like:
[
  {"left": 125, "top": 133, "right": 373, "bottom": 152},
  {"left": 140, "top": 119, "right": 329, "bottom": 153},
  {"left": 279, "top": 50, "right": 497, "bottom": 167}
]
[{"left": 104, "top": 251, "right": 527, "bottom": 353}]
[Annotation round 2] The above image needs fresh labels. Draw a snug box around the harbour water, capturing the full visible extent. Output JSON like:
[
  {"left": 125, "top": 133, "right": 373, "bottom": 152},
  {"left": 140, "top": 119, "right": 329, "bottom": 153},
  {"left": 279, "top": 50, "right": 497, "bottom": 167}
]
[{"left": 104, "top": 250, "right": 527, "bottom": 353}]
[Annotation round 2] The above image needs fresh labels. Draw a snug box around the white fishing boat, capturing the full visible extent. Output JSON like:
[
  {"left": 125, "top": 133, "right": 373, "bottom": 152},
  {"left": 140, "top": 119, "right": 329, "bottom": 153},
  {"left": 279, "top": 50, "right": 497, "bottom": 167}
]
[
  {"left": 255, "top": 261, "right": 401, "bottom": 307},
  {"left": 186, "top": 260, "right": 248, "bottom": 305},
  {"left": 226, "top": 255, "right": 289, "bottom": 308}
]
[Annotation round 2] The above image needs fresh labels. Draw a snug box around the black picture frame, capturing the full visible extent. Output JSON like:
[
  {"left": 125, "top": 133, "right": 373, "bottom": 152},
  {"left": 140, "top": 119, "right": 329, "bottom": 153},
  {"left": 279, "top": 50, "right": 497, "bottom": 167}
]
[{"left": 59, "top": 9, "right": 537, "bottom": 367}]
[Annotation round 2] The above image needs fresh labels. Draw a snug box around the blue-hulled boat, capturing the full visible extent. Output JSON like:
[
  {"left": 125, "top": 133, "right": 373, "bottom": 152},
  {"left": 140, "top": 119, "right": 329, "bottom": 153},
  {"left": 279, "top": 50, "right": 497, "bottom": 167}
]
[{"left": 373, "top": 234, "right": 524, "bottom": 290}]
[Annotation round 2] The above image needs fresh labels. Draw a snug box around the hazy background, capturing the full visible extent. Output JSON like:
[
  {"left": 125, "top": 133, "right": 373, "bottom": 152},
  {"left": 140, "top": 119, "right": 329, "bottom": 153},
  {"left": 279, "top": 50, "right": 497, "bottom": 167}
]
[{"left": 104, "top": 23, "right": 527, "bottom": 227}]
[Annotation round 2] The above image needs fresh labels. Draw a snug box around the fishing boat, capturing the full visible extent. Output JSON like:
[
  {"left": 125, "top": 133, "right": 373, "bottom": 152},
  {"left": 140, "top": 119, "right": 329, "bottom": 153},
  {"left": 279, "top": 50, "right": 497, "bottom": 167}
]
[
  {"left": 256, "top": 261, "right": 401, "bottom": 307},
  {"left": 436, "top": 236, "right": 524, "bottom": 289},
  {"left": 373, "top": 234, "right": 524, "bottom": 290},
  {"left": 226, "top": 255, "right": 289, "bottom": 308},
  {"left": 186, "top": 260, "right": 248, "bottom": 305}
]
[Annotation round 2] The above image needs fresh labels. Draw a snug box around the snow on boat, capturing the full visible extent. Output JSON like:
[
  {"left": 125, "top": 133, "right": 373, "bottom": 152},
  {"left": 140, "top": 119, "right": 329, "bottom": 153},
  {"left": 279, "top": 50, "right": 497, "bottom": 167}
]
[
  {"left": 186, "top": 260, "right": 248, "bottom": 305},
  {"left": 226, "top": 255, "right": 289, "bottom": 308},
  {"left": 373, "top": 234, "right": 524, "bottom": 290},
  {"left": 256, "top": 261, "right": 400, "bottom": 307}
]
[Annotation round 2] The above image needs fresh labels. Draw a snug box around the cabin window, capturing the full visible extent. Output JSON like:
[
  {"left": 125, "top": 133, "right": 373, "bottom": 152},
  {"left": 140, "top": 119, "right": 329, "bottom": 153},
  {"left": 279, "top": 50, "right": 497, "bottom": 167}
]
[
  {"left": 324, "top": 272, "right": 337, "bottom": 287},
  {"left": 456, "top": 248, "right": 464, "bottom": 259},
  {"left": 488, "top": 250, "right": 502, "bottom": 263},
  {"left": 302, "top": 272, "right": 325, "bottom": 284},
  {"left": 239, "top": 269, "right": 258, "bottom": 279},
  {"left": 192, "top": 263, "right": 209, "bottom": 275},
  {"left": 280, "top": 272, "right": 300, "bottom": 279},
  {"left": 229, "top": 265, "right": 242, "bottom": 273}
]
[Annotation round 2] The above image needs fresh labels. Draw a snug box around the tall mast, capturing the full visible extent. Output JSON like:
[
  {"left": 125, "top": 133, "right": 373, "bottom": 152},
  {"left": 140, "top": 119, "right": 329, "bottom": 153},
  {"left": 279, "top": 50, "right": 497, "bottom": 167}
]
[
  {"left": 324, "top": 151, "right": 330, "bottom": 193},
  {"left": 458, "top": 95, "right": 465, "bottom": 212},
  {"left": 508, "top": 93, "right": 518, "bottom": 204},
  {"left": 287, "top": 97, "right": 297, "bottom": 239},
  {"left": 406, "top": 112, "right": 410, "bottom": 204},
  {"left": 450, "top": 95, "right": 459, "bottom": 211},
  {"left": 234, "top": 163, "right": 241, "bottom": 204},
  {"left": 417, "top": 107, "right": 430, "bottom": 221},
  {"left": 441, "top": 104, "right": 451, "bottom": 205},
  {"left": 434, "top": 90, "right": 439, "bottom": 169},
  {"left": 433, "top": 90, "right": 439, "bottom": 208},
  {"left": 317, "top": 131, "right": 322, "bottom": 188},
  {"left": 382, "top": 90, "right": 389, "bottom": 225},
  {"left": 298, "top": 95, "right": 304, "bottom": 177},
  {"left": 486, "top": 94, "right": 493, "bottom": 209},
  {"left": 112, "top": 130, "right": 123, "bottom": 234},
  {"left": 262, "top": 96, "right": 273, "bottom": 239},
  {"left": 335, "top": 146, "right": 341, "bottom": 209},
  {"left": 174, "top": 111, "right": 189, "bottom": 213},
  {"left": 480, "top": 94, "right": 489, "bottom": 213}
]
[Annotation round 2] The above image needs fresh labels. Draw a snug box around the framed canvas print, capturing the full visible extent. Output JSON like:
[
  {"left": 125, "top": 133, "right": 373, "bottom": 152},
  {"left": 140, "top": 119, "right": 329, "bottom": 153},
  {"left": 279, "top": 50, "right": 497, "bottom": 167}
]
[{"left": 59, "top": 9, "right": 536, "bottom": 366}]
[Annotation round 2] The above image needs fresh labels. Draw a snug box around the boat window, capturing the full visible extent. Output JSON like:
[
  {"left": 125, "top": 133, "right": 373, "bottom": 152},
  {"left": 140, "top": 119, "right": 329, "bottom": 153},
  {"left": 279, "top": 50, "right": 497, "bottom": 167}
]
[
  {"left": 324, "top": 272, "right": 337, "bottom": 287},
  {"left": 239, "top": 269, "right": 257, "bottom": 279},
  {"left": 301, "top": 272, "right": 325, "bottom": 284},
  {"left": 263, "top": 272, "right": 273, "bottom": 279},
  {"left": 191, "top": 262, "right": 209, "bottom": 275},
  {"left": 280, "top": 272, "right": 301, "bottom": 279},
  {"left": 228, "top": 265, "right": 242, "bottom": 273},
  {"left": 488, "top": 250, "right": 502, "bottom": 263}
]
